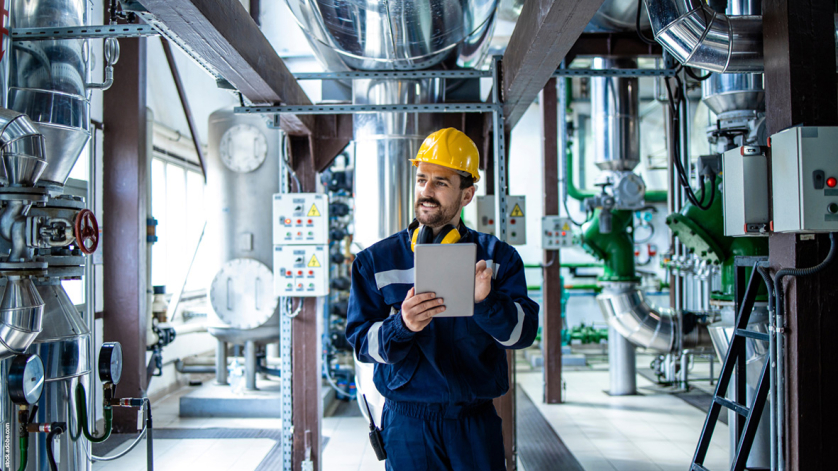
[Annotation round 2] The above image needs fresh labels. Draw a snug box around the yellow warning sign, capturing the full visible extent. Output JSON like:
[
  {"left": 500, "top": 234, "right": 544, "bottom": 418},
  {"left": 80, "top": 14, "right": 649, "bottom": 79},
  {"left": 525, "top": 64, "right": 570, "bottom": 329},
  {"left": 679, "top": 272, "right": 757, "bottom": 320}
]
[
  {"left": 307, "top": 254, "right": 321, "bottom": 268},
  {"left": 307, "top": 204, "right": 321, "bottom": 217},
  {"left": 510, "top": 204, "right": 524, "bottom": 217},
  {"left": 561, "top": 222, "right": 570, "bottom": 231}
]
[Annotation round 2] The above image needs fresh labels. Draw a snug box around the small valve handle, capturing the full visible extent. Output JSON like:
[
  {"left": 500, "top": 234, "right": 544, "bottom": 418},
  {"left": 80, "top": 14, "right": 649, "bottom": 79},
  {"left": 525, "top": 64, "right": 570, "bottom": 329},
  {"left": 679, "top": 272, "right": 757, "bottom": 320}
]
[{"left": 74, "top": 209, "right": 100, "bottom": 255}]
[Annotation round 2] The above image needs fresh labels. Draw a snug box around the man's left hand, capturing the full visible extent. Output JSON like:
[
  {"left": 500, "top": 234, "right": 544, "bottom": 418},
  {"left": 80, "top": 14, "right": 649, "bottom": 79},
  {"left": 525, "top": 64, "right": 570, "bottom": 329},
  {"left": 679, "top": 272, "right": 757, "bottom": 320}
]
[{"left": 475, "top": 260, "right": 492, "bottom": 303}]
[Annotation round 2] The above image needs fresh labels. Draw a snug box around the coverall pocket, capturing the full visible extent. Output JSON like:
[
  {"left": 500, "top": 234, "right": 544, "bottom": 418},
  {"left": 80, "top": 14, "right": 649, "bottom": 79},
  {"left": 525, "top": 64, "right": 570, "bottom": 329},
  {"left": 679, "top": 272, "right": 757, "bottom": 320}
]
[{"left": 386, "top": 348, "right": 420, "bottom": 390}]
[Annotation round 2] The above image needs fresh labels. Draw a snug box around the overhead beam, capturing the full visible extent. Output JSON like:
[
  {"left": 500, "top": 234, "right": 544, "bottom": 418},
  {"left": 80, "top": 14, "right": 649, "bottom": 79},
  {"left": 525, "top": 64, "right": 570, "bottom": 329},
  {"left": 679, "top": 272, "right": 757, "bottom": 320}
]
[
  {"left": 140, "top": 0, "right": 314, "bottom": 135},
  {"left": 502, "top": 0, "right": 606, "bottom": 129},
  {"left": 565, "top": 32, "right": 663, "bottom": 65}
]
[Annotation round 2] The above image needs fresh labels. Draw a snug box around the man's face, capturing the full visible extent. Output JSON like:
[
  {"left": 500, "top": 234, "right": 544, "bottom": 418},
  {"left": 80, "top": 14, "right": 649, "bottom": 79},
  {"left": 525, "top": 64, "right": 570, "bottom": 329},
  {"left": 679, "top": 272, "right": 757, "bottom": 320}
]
[{"left": 414, "top": 162, "right": 475, "bottom": 227}]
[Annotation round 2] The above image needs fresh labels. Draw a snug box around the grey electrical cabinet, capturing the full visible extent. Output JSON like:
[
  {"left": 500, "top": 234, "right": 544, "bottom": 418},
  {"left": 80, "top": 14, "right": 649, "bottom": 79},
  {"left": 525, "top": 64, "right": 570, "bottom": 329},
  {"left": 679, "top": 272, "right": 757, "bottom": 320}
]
[
  {"left": 722, "top": 146, "right": 770, "bottom": 236},
  {"left": 770, "top": 126, "right": 838, "bottom": 233}
]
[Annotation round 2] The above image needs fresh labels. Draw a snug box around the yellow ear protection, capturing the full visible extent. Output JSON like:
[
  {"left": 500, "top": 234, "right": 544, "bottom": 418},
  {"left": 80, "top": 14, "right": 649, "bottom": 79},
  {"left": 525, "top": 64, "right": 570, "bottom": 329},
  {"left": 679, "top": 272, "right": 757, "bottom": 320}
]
[{"left": 410, "top": 224, "right": 463, "bottom": 252}]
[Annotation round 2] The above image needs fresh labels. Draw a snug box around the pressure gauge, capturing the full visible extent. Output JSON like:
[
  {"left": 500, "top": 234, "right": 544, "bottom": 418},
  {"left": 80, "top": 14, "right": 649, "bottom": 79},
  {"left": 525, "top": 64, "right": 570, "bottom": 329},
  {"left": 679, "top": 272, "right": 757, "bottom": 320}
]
[
  {"left": 219, "top": 124, "right": 268, "bottom": 173},
  {"left": 8, "top": 354, "right": 45, "bottom": 405},
  {"left": 98, "top": 342, "right": 123, "bottom": 385}
]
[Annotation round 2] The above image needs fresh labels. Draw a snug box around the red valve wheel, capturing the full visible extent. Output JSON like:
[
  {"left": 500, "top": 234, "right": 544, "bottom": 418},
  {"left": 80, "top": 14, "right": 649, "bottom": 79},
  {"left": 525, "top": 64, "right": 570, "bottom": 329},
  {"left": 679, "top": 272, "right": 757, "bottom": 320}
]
[{"left": 74, "top": 209, "right": 100, "bottom": 255}]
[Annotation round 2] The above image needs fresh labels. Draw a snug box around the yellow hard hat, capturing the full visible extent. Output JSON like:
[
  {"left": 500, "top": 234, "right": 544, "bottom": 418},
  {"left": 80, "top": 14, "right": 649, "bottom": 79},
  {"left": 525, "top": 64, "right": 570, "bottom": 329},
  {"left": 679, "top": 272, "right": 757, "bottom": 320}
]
[{"left": 410, "top": 128, "right": 481, "bottom": 183}]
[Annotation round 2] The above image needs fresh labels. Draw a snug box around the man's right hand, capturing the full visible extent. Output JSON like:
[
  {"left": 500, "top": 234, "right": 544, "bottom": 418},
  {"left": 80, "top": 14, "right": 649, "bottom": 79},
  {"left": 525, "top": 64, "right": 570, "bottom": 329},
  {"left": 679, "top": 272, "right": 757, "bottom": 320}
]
[{"left": 401, "top": 287, "right": 445, "bottom": 332}]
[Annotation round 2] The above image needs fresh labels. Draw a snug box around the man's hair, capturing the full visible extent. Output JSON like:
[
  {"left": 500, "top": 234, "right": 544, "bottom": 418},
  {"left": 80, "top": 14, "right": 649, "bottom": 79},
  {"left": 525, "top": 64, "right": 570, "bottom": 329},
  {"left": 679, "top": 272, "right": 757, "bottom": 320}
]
[{"left": 458, "top": 173, "right": 475, "bottom": 190}]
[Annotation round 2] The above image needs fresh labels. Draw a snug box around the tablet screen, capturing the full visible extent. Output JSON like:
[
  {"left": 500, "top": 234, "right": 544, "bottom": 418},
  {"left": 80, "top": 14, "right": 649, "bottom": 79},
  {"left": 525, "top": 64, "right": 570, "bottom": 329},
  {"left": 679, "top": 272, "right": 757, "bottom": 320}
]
[{"left": 414, "top": 243, "right": 476, "bottom": 317}]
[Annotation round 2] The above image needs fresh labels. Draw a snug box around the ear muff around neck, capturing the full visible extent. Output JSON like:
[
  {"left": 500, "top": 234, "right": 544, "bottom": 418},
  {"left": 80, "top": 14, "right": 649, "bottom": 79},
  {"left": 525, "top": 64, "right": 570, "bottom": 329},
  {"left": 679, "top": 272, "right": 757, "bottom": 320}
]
[{"left": 411, "top": 224, "right": 462, "bottom": 251}]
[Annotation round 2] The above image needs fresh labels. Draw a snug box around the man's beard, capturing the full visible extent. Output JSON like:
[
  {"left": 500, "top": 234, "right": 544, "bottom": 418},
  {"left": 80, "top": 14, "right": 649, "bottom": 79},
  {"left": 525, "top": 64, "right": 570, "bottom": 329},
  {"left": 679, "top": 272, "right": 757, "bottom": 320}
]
[{"left": 415, "top": 195, "right": 461, "bottom": 227}]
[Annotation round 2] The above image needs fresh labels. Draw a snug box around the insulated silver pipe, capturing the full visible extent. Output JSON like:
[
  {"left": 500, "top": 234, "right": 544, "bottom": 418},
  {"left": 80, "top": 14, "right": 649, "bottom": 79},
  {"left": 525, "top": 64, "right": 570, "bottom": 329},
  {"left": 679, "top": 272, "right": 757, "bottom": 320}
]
[
  {"left": 591, "top": 58, "right": 640, "bottom": 172},
  {"left": 608, "top": 325, "right": 637, "bottom": 395}
]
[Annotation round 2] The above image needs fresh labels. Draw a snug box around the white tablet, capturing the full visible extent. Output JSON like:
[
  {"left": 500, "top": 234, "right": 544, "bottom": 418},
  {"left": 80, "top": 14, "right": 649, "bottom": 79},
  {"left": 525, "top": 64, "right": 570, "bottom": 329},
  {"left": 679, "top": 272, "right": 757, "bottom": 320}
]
[{"left": 414, "top": 243, "right": 477, "bottom": 318}]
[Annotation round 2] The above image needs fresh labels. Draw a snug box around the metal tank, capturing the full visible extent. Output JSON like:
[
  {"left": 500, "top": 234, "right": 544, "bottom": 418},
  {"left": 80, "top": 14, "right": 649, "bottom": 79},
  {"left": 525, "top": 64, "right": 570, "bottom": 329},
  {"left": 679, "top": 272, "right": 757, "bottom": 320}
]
[{"left": 205, "top": 109, "right": 280, "bottom": 389}]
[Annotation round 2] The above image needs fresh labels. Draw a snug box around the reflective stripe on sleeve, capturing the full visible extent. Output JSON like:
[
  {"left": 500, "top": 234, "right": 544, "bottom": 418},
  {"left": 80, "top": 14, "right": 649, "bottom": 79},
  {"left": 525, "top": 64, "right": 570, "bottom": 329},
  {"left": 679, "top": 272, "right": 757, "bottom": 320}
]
[
  {"left": 374, "top": 268, "right": 414, "bottom": 289},
  {"left": 367, "top": 321, "right": 386, "bottom": 363},
  {"left": 494, "top": 302, "right": 525, "bottom": 347}
]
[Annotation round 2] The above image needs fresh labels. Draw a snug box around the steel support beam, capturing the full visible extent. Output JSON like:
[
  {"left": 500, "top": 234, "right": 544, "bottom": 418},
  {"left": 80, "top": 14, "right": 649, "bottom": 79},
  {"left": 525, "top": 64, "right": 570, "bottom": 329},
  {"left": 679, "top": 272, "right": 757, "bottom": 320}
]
[
  {"left": 286, "top": 139, "right": 323, "bottom": 471},
  {"left": 140, "top": 0, "right": 314, "bottom": 135},
  {"left": 763, "top": 1, "right": 838, "bottom": 470},
  {"left": 501, "top": 0, "right": 606, "bottom": 129},
  {"left": 102, "top": 37, "right": 149, "bottom": 432},
  {"left": 565, "top": 32, "right": 663, "bottom": 65},
  {"left": 540, "top": 78, "right": 562, "bottom": 404},
  {"left": 161, "top": 38, "right": 207, "bottom": 182}
]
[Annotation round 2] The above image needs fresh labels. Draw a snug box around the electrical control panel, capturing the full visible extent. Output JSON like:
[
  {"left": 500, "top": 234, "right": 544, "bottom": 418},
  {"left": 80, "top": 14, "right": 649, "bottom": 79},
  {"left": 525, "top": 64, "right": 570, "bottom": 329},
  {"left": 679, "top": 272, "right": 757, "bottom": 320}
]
[
  {"left": 541, "top": 216, "right": 575, "bottom": 249},
  {"left": 273, "top": 245, "right": 329, "bottom": 296},
  {"left": 476, "top": 195, "right": 526, "bottom": 245},
  {"left": 770, "top": 127, "right": 838, "bottom": 233},
  {"left": 722, "top": 145, "right": 770, "bottom": 236},
  {"left": 272, "top": 193, "right": 329, "bottom": 245}
]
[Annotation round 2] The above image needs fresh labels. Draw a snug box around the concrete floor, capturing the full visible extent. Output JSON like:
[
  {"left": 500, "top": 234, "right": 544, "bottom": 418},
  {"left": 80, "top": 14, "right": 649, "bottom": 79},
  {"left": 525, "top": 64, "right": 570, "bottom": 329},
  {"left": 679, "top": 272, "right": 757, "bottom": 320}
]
[{"left": 92, "top": 353, "right": 730, "bottom": 471}]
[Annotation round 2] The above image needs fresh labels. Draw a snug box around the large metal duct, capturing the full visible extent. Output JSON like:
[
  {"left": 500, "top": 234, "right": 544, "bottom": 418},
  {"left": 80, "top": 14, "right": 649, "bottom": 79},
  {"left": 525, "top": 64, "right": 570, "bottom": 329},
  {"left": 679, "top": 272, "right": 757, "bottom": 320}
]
[
  {"left": 9, "top": 0, "right": 91, "bottom": 189},
  {"left": 592, "top": 58, "right": 640, "bottom": 172},
  {"left": 597, "top": 282, "right": 712, "bottom": 352},
  {"left": 352, "top": 79, "right": 444, "bottom": 248},
  {"left": 284, "top": 0, "right": 497, "bottom": 70}
]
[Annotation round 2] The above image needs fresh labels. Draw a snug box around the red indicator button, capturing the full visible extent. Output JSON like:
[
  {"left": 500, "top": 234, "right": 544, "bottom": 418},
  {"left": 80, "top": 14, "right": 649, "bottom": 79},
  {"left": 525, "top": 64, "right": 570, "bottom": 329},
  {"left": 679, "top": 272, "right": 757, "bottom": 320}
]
[
  {"left": 827, "top": 177, "right": 837, "bottom": 188},
  {"left": 297, "top": 283, "right": 303, "bottom": 288},
  {"left": 284, "top": 219, "right": 291, "bottom": 225},
  {"left": 297, "top": 232, "right": 302, "bottom": 236},
  {"left": 510, "top": 219, "right": 516, "bottom": 225},
  {"left": 296, "top": 219, "right": 302, "bottom": 224},
  {"left": 488, "top": 219, "right": 494, "bottom": 225},
  {"left": 307, "top": 219, "right": 313, "bottom": 224},
  {"left": 561, "top": 231, "right": 567, "bottom": 236},
  {"left": 285, "top": 271, "right": 291, "bottom": 276},
  {"left": 297, "top": 270, "right": 303, "bottom": 276},
  {"left": 308, "top": 270, "right": 314, "bottom": 275}
]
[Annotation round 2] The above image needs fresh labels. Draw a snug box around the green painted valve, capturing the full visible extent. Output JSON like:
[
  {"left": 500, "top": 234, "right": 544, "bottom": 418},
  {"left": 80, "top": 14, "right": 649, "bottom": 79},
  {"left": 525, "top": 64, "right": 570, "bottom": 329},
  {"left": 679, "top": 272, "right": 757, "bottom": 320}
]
[
  {"left": 665, "top": 176, "right": 767, "bottom": 301},
  {"left": 578, "top": 209, "right": 640, "bottom": 282}
]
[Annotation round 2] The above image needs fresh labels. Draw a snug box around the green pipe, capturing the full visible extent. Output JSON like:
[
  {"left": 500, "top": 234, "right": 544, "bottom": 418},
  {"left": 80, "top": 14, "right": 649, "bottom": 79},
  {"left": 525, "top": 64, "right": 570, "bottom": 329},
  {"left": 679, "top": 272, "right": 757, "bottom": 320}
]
[
  {"left": 74, "top": 383, "right": 112, "bottom": 443},
  {"left": 18, "top": 437, "right": 27, "bottom": 471},
  {"left": 564, "top": 283, "right": 602, "bottom": 291},
  {"left": 579, "top": 209, "right": 639, "bottom": 282}
]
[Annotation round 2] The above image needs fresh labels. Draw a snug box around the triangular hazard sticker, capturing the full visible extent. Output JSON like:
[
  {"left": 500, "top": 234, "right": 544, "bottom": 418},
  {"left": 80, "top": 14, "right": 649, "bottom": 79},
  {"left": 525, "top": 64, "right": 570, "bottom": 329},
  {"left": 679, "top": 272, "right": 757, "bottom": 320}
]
[
  {"left": 561, "top": 223, "right": 570, "bottom": 231},
  {"left": 307, "top": 204, "right": 321, "bottom": 217},
  {"left": 307, "top": 254, "right": 321, "bottom": 268},
  {"left": 510, "top": 204, "right": 524, "bottom": 217}
]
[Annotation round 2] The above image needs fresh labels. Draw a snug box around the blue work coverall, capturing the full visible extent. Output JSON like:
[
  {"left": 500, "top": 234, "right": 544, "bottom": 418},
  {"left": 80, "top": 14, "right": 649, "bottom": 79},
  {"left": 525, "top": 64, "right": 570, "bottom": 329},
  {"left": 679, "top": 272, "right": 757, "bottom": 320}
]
[{"left": 346, "top": 221, "right": 539, "bottom": 470}]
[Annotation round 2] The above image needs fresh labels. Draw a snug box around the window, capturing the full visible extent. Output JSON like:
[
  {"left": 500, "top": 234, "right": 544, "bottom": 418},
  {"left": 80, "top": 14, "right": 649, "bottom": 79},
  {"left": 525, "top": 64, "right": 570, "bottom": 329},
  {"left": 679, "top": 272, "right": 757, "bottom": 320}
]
[{"left": 151, "top": 152, "right": 207, "bottom": 294}]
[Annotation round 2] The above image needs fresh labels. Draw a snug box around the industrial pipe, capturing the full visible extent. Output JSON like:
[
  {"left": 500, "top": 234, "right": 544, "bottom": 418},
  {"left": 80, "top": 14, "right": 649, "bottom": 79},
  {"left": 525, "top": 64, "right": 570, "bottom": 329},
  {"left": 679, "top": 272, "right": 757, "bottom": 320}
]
[
  {"left": 579, "top": 209, "right": 639, "bottom": 282},
  {"left": 643, "top": 0, "right": 838, "bottom": 73}
]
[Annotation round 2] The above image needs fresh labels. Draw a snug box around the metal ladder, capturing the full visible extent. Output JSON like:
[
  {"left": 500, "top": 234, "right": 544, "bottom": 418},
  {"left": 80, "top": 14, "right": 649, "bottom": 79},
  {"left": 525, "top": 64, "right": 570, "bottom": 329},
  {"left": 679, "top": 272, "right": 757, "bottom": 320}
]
[{"left": 690, "top": 256, "right": 771, "bottom": 471}]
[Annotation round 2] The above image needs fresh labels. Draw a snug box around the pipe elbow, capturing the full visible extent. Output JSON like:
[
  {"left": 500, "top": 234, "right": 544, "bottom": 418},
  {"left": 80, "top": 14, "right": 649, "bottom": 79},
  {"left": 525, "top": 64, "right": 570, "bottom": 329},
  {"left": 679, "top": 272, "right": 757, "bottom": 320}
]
[
  {"left": 644, "top": 0, "right": 763, "bottom": 73},
  {"left": 597, "top": 283, "right": 677, "bottom": 352}
]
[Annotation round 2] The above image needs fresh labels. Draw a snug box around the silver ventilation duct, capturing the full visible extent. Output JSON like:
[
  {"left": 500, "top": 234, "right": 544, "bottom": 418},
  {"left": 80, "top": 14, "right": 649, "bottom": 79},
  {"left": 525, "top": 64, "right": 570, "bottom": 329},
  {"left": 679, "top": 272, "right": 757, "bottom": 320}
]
[
  {"left": 284, "top": 0, "right": 497, "bottom": 70},
  {"left": 642, "top": 0, "right": 763, "bottom": 73},
  {"left": 9, "top": 0, "right": 91, "bottom": 189},
  {"left": 588, "top": 0, "right": 649, "bottom": 32},
  {"left": 592, "top": 58, "right": 640, "bottom": 172},
  {"left": 597, "top": 283, "right": 712, "bottom": 352},
  {"left": 352, "top": 79, "right": 444, "bottom": 248},
  {"left": 0, "top": 277, "right": 44, "bottom": 360}
]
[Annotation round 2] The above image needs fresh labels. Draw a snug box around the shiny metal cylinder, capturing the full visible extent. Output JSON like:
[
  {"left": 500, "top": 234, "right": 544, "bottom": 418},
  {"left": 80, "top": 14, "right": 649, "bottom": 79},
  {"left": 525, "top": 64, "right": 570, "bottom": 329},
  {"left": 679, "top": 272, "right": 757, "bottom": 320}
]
[
  {"left": 591, "top": 58, "right": 639, "bottom": 172},
  {"left": 245, "top": 340, "right": 257, "bottom": 391},
  {"left": 30, "top": 283, "right": 91, "bottom": 382},
  {"left": 9, "top": 0, "right": 91, "bottom": 189},
  {"left": 0, "top": 359, "right": 12, "bottom": 471},
  {"left": 608, "top": 325, "right": 637, "bottom": 395},
  {"left": 352, "top": 79, "right": 444, "bottom": 248},
  {"left": 701, "top": 1, "right": 763, "bottom": 118},
  {"left": 24, "top": 376, "right": 91, "bottom": 471},
  {"left": 216, "top": 339, "right": 228, "bottom": 385},
  {"left": 588, "top": 0, "right": 649, "bottom": 32},
  {"left": 283, "top": 0, "right": 497, "bottom": 70}
]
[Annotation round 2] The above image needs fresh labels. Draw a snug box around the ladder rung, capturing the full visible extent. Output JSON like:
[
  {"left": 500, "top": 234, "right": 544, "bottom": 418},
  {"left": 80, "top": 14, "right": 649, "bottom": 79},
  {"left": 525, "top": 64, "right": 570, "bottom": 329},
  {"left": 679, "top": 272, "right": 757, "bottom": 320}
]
[
  {"left": 691, "top": 464, "right": 711, "bottom": 471},
  {"left": 714, "top": 397, "right": 750, "bottom": 417},
  {"left": 735, "top": 328, "right": 770, "bottom": 342}
]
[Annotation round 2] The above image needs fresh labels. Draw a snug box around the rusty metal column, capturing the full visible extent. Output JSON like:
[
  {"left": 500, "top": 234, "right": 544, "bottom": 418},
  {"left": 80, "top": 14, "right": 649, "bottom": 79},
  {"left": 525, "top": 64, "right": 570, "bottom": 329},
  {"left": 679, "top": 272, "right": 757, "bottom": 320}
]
[
  {"left": 288, "top": 137, "right": 323, "bottom": 471},
  {"left": 540, "top": 78, "right": 563, "bottom": 404},
  {"left": 763, "top": 1, "right": 838, "bottom": 470},
  {"left": 102, "top": 37, "right": 149, "bottom": 432}
]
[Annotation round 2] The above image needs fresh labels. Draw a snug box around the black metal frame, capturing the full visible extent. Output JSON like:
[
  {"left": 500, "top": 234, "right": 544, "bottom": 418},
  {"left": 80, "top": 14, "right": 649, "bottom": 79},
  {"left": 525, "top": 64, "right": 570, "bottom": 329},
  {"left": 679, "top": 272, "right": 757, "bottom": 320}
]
[{"left": 690, "top": 256, "right": 771, "bottom": 471}]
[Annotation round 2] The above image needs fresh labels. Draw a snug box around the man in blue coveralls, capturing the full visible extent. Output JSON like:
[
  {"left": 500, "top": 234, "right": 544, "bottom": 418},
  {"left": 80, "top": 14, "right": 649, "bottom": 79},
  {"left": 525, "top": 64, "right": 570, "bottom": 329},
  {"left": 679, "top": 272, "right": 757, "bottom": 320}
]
[{"left": 346, "top": 128, "right": 539, "bottom": 470}]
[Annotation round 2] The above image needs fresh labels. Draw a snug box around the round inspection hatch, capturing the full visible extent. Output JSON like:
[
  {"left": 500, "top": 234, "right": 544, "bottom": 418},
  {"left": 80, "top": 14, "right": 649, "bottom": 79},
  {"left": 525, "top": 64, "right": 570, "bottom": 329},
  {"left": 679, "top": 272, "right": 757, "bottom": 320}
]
[
  {"left": 210, "top": 259, "right": 277, "bottom": 329},
  {"left": 219, "top": 124, "right": 268, "bottom": 173}
]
